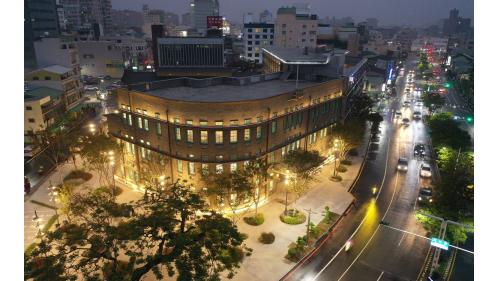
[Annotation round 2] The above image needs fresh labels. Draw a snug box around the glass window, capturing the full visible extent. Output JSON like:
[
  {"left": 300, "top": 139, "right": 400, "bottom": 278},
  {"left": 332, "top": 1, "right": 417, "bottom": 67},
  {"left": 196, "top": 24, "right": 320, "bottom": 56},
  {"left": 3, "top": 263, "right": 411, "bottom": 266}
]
[
  {"left": 244, "top": 118, "right": 251, "bottom": 125},
  {"left": 230, "top": 162, "right": 237, "bottom": 172},
  {"left": 248, "top": 34, "right": 253, "bottom": 39},
  {"left": 137, "top": 116, "right": 143, "bottom": 129},
  {"left": 188, "top": 162, "right": 195, "bottom": 175},
  {"left": 175, "top": 127, "right": 181, "bottom": 141},
  {"left": 187, "top": 129, "right": 193, "bottom": 143},
  {"left": 216, "top": 164, "right": 223, "bottom": 174},
  {"left": 244, "top": 129, "right": 251, "bottom": 142},
  {"left": 216, "top": 155, "right": 223, "bottom": 162},
  {"left": 230, "top": 130, "right": 238, "bottom": 143},
  {"left": 200, "top": 131, "right": 208, "bottom": 144},
  {"left": 177, "top": 159, "right": 183, "bottom": 173},
  {"left": 271, "top": 120, "right": 277, "bottom": 134},
  {"left": 144, "top": 119, "right": 149, "bottom": 131},
  {"left": 230, "top": 120, "right": 238, "bottom": 126},
  {"left": 174, "top": 117, "right": 180, "bottom": 124},
  {"left": 200, "top": 120, "right": 208, "bottom": 126},
  {"left": 202, "top": 164, "right": 209, "bottom": 176},
  {"left": 256, "top": 126, "right": 262, "bottom": 139},
  {"left": 186, "top": 120, "right": 193, "bottom": 126},
  {"left": 215, "top": 120, "right": 223, "bottom": 126},
  {"left": 156, "top": 122, "right": 161, "bottom": 135},
  {"left": 155, "top": 112, "right": 160, "bottom": 119},
  {"left": 216, "top": 131, "right": 223, "bottom": 144}
]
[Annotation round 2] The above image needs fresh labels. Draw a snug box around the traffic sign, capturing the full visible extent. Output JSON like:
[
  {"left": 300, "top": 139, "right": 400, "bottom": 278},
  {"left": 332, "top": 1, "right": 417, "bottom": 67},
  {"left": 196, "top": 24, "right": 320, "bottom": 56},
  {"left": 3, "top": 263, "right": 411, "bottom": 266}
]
[{"left": 431, "top": 237, "right": 449, "bottom": 250}]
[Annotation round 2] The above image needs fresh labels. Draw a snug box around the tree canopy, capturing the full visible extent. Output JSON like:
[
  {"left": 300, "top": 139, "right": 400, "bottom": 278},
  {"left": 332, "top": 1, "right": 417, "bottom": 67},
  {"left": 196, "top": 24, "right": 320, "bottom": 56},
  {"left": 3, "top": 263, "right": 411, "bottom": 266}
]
[
  {"left": 25, "top": 181, "right": 247, "bottom": 281},
  {"left": 428, "top": 112, "right": 472, "bottom": 151}
]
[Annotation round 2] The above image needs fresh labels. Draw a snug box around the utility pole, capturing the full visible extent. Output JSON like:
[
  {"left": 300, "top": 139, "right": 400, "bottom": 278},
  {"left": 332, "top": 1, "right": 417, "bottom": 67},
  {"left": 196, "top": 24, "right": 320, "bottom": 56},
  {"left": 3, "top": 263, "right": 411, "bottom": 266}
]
[{"left": 304, "top": 208, "right": 317, "bottom": 244}]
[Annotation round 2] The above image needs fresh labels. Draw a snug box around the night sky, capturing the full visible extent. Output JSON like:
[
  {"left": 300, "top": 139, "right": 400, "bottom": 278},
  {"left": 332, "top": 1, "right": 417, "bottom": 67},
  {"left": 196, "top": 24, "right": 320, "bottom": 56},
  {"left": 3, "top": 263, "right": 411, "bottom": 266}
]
[{"left": 112, "top": 0, "right": 474, "bottom": 26}]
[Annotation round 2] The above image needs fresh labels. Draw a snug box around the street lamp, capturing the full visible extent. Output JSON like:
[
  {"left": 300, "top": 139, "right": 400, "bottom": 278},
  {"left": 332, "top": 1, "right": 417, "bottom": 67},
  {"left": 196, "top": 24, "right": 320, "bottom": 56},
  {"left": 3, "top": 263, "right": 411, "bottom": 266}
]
[{"left": 47, "top": 185, "right": 60, "bottom": 225}]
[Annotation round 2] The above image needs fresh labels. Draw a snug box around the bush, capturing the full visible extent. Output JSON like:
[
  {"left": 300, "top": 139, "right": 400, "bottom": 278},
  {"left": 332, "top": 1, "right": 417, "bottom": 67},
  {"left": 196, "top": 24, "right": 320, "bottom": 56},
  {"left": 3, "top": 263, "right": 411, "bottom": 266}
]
[
  {"left": 336, "top": 165, "right": 348, "bottom": 173},
  {"left": 280, "top": 210, "right": 306, "bottom": 225},
  {"left": 64, "top": 170, "right": 92, "bottom": 182},
  {"left": 95, "top": 185, "right": 123, "bottom": 196},
  {"left": 243, "top": 213, "right": 265, "bottom": 226},
  {"left": 287, "top": 247, "right": 301, "bottom": 262},
  {"left": 340, "top": 159, "right": 352, "bottom": 165},
  {"left": 331, "top": 175, "right": 342, "bottom": 182},
  {"left": 258, "top": 232, "right": 275, "bottom": 244}
]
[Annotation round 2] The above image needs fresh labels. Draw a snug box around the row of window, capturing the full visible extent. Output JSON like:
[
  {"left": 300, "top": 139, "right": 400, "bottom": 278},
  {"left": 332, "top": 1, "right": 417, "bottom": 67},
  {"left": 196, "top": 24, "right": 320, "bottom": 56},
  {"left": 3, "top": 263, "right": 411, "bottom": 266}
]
[
  {"left": 247, "top": 28, "right": 274, "bottom": 33},
  {"left": 174, "top": 126, "right": 262, "bottom": 144},
  {"left": 247, "top": 40, "right": 273, "bottom": 46},
  {"left": 247, "top": 34, "right": 274, "bottom": 39}
]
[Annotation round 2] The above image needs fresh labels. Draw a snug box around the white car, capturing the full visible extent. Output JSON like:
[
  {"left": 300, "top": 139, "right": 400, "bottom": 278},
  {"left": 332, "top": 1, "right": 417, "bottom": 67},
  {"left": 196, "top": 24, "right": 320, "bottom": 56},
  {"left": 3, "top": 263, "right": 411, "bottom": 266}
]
[
  {"left": 413, "top": 111, "right": 422, "bottom": 120},
  {"left": 420, "top": 163, "right": 432, "bottom": 178},
  {"left": 397, "top": 158, "right": 409, "bottom": 171}
]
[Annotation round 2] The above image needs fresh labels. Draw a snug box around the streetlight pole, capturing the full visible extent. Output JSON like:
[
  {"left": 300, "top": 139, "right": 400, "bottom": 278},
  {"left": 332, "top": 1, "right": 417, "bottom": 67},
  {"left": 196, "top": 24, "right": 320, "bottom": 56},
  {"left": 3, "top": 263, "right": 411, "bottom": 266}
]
[{"left": 304, "top": 208, "right": 317, "bottom": 244}]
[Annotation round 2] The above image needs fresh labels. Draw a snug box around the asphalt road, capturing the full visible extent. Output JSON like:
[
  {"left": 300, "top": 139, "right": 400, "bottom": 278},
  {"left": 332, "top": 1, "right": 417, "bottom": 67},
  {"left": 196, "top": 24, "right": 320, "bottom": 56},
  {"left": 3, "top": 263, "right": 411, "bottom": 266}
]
[{"left": 283, "top": 55, "right": 433, "bottom": 281}]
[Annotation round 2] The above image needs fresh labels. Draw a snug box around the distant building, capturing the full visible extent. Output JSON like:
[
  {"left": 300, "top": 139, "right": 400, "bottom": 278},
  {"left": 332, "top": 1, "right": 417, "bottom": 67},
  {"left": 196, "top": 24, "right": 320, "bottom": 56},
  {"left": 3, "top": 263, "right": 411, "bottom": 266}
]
[
  {"left": 25, "top": 65, "right": 84, "bottom": 111},
  {"left": 24, "top": 86, "right": 65, "bottom": 137},
  {"left": 243, "top": 13, "right": 255, "bottom": 24},
  {"left": 394, "top": 28, "right": 417, "bottom": 53},
  {"left": 165, "top": 12, "right": 180, "bottom": 26},
  {"left": 103, "top": 36, "right": 149, "bottom": 68},
  {"left": 60, "top": 0, "right": 112, "bottom": 35},
  {"left": 110, "top": 9, "right": 144, "bottom": 30},
  {"left": 243, "top": 23, "right": 275, "bottom": 63},
  {"left": 443, "top": 8, "right": 471, "bottom": 36},
  {"left": 77, "top": 40, "right": 125, "bottom": 78},
  {"left": 25, "top": 0, "right": 60, "bottom": 71},
  {"left": 259, "top": 10, "right": 273, "bottom": 23},
  {"left": 181, "top": 12, "right": 191, "bottom": 26},
  {"left": 366, "top": 18, "right": 378, "bottom": 29},
  {"left": 190, "top": 0, "right": 220, "bottom": 35},
  {"left": 33, "top": 37, "right": 80, "bottom": 76},
  {"left": 275, "top": 7, "right": 318, "bottom": 49},
  {"left": 142, "top": 5, "right": 165, "bottom": 38}
]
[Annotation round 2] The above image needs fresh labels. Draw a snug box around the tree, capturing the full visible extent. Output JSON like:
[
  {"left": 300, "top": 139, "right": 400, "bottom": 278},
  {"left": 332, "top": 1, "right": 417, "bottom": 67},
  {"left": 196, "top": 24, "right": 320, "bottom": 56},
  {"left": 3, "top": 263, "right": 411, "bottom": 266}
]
[
  {"left": 422, "top": 92, "right": 445, "bottom": 115},
  {"left": 428, "top": 112, "right": 472, "bottom": 150},
  {"left": 80, "top": 134, "right": 122, "bottom": 188},
  {"left": 243, "top": 158, "right": 272, "bottom": 218},
  {"left": 347, "top": 95, "right": 374, "bottom": 121},
  {"left": 25, "top": 181, "right": 247, "bottom": 281},
  {"left": 203, "top": 171, "right": 252, "bottom": 224},
  {"left": 281, "top": 149, "right": 325, "bottom": 213},
  {"left": 331, "top": 120, "right": 366, "bottom": 162},
  {"left": 140, "top": 152, "right": 170, "bottom": 198},
  {"left": 32, "top": 126, "right": 69, "bottom": 169}
]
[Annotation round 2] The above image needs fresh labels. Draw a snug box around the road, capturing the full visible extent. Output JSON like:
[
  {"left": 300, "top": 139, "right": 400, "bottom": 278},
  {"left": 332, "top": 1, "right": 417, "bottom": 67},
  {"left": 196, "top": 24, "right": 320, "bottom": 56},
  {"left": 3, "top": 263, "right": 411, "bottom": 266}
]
[{"left": 283, "top": 55, "right": 433, "bottom": 281}]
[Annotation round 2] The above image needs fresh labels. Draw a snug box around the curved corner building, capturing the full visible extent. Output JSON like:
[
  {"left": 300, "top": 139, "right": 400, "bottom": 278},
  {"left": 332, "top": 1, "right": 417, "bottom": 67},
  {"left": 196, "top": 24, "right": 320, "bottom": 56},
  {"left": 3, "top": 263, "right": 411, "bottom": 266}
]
[{"left": 106, "top": 46, "right": 349, "bottom": 203}]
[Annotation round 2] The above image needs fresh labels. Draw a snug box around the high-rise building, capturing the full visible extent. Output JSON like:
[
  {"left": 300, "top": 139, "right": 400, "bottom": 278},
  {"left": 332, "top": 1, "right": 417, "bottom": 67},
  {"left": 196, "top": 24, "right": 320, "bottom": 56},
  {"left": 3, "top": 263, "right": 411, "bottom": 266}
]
[
  {"left": 143, "top": 5, "right": 166, "bottom": 38},
  {"left": 165, "top": 12, "right": 180, "bottom": 26},
  {"left": 243, "top": 12, "right": 255, "bottom": 24},
  {"left": 275, "top": 7, "right": 318, "bottom": 49},
  {"left": 366, "top": 18, "right": 378, "bottom": 29},
  {"left": 190, "top": 0, "right": 219, "bottom": 35},
  {"left": 259, "top": 10, "right": 273, "bottom": 23},
  {"left": 243, "top": 23, "right": 274, "bottom": 63},
  {"left": 25, "top": 0, "right": 61, "bottom": 71},
  {"left": 181, "top": 12, "right": 191, "bottom": 26},
  {"left": 443, "top": 8, "right": 472, "bottom": 36},
  {"left": 60, "top": 0, "right": 112, "bottom": 35}
]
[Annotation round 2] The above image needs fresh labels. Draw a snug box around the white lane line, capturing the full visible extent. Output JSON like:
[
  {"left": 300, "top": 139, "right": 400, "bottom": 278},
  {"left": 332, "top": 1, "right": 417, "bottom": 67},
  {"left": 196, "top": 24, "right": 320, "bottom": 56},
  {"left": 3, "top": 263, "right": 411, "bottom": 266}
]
[
  {"left": 311, "top": 126, "right": 394, "bottom": 281},
  {"left": 376, "top": 271, "right": 385, "bottom": 281},
  {"left": 398, "top": 233, "right": 406, "bottom": 246},
  {"left": 337, "top": 136, "right": 402, "bottom": 281}
]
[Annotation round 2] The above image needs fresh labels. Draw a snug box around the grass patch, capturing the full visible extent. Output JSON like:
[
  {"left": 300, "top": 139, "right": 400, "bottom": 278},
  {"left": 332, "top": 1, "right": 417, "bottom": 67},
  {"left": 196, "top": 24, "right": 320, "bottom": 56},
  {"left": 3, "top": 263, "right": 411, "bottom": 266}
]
[
  {"left": 42, "top": 214, "right": 59, "bottom": 233},
  {"left": 280, "top": 209, "right": 306, "bottom": 225},
  {"left": 30, "top": 200, "right": 56, "bottom": 210},
  {"left": 64, "top": 169, "right": 92, "bottom": 182},
  {"left": 340, "top": 159, "right": 352, "bottom": 165},
  {"left": 336, "top": 165, "right": 348, "bottom": 173},
  {"left": 243, "top": 213, "right": 265, "bottom": 226},
  {"left": 258, "top": 232, "right": 275, "bottom": 244},
  {"left": 330, "top": 175, "right": 342, "bottom": 182}
]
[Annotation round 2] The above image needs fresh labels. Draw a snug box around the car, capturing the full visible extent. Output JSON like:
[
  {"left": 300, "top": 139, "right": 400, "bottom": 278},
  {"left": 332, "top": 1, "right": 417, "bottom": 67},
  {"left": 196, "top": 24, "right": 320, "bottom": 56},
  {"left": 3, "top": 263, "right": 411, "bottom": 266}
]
[
  {"left": 418, "top": 187, "right": 433, "bottom": 203},
  {"left": 413, "top": 111, "right": 422, "bottom": 119},
  {"left": 420, "top": 163, "right": 432, "bottom": 178},
  {"left": 414, "top": 144, "right": 426, "bottom": 157},
  {"left": 403, "top": 101, "right": 410, "bottom": 107},
  {"left": 395, "top": 111, "right": 402, "bottom": 118},
  {"left": 84, "top": 85, "right": 99, "bottom": 91},
  {"left": 397, "top": 157, "right": 409, "bottom": 171},
  {"left": 402, "top": 118, "right": 410, "bottom": 126},
  {"left": 24, "top": 145, "right": 39, "bottom": 158}
]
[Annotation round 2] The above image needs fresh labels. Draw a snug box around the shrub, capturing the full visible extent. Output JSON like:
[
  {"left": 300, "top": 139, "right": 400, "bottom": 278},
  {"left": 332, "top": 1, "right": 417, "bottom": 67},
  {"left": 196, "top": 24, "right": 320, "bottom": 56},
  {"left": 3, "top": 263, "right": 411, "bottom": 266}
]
[
  {"left": 243, "top": 213, "right": 265, "bottom": 226},
  {"left": 337, "top": 165, "right": 348, "bottom": 173},
  {"left": 331, "top": 175, "right": 342, "bottom": 182},
  {"left": 64, "top": 170, "right": 92, "bottom": 182},
  {"left": 340, "top": 159, "right": 352, "bottom": 165},
  {"left": 287, "top": 247, "right": 301, "bottom": 262},
  {"left": 95, "top": 185, "right": 123, "bottom": 196},
  {"left": 258, "top": 232, "right": 275, "bottom": 244},
  {"left": 280, "top": 210, "right": 306, "bottom": 225}
]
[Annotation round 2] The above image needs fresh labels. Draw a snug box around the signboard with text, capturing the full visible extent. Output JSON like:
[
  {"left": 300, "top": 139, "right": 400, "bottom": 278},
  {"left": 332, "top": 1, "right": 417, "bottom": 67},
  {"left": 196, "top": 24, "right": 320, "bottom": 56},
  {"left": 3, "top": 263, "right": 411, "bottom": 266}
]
[
  {"left": 207, "top": 16, "right": 223, "bottom": 29},
  {"left": 431, "top": 237, "right": 449, "bottom": 250}
]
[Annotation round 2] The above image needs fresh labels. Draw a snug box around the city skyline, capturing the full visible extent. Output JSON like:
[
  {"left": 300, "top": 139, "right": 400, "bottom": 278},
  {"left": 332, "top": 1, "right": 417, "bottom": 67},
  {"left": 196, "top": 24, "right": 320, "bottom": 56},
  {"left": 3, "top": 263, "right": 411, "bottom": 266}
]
[{"left": 112, "top": 0, "right": 474, "bottom": 26}]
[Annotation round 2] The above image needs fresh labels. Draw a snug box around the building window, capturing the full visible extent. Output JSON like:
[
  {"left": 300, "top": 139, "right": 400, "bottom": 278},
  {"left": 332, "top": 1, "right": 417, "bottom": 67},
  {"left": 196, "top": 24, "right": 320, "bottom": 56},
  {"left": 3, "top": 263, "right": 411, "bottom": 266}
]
[
  {"left": 174, "top": 117, "right": 180, "bottom": 124},
  {"left": 26, "top": 106, "right": 32, "bottom": 110},
  {"left": 248, "top": 47, "right": 252, "bottom": 51},
  {"left": 28, "top": 118, "right": 35, "bottom": 123},
  {"left": 128, "top": 114, "right": 132, "bottom": 126},
  {"left": 256, "top": 126, "right": 262, "bottom": 139},
  {"left": 248, "top": 41, "right": 253, "bottom": 45},
  {"left": 186, "top": 120, "right": 193, "bottom": 125},
  {"left": 215, "top": 131, "right": 223, "bottom": 144},
  {"left": 255, "top": 35, "right": 260, "bottom": 39},
  {"left": 187, "top": 129, "right": 194, "bottom": 143},
  {"left": 271, "top": 120, "right": 277, "bottom": 134},
  {"left": 122, "top": 112, "right": 127, "bottom": 124},
  {"left": 248, "top": 34, "right": 253, "bottom": 39},
  {"left": 200, "top": 131, "right": 208, "bottom": 144},
  {"left": 202, "top": 164, "right": 209, "bottom": 176},
  {"left": 200, "top": 120, "right": 208, "bottom": 126},
  {"left": 230, "top": 162, "right": 237, "bottom": 172},
  {"left": 230, "top": 120, "right": 238, "bottom": 126},
  {"left": 44, "top": 76, "right": 51, "bottom": 80},
  {"left": 244, "top": 118, "right": 251, "bottom": 125},
  {"left": 216, "top": 164, "right": 223, "bottom": 174},
  {"left": 175, "top": 128, "right": 181, "bottom": 141},
  {"left": 33, "top": 76, "right": 39, "bottom": 80},
  {"left": 188, "top": 162, "right": 195, "bottom": 175},
  {"left": 137, "top": 117, "right": 143, "bottom": 129},
  {"left": 244, "top": 129, "right": 251, "bottom": 142},
  {"left": 216, "top": 155, "right": 223, "bottom": 162},
  {"left": 215, "top": 120, "right": 223, "bottom": 126},
  {"left": 247, "top": 28, "right": 252, "bottom": 32},
  {"left": 230, "top": 130, "right": 238, "bottom": 143},
  {"left": 144, "top": 119, "right": 149, "bottom": 131},
  {"left": 177, "top": 159, "right": 183, "bottom": 173},
  {"left": 156, "top": 122, "right": 161, "bottom": 135}
]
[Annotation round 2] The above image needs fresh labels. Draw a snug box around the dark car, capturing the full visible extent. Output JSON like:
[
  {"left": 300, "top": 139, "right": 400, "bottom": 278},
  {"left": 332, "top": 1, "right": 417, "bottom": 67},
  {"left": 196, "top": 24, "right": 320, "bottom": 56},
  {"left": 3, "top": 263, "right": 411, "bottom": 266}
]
[
  {"left": 418, "top": 187, "right": 433, "bottom": 204},
  {"left": 414, "top": 144, "right": 426, "bottom": 157}
]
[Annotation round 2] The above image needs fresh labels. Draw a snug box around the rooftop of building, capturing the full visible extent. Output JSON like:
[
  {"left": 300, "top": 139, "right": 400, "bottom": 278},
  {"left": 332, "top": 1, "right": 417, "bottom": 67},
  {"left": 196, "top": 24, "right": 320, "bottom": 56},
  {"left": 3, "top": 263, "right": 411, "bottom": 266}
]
[
  {"left": 24, "top": 86, "right": 63, "bottom": 101},
  {"left": 262, "top": 47, "right": 333, "bottom": 65},
  {"left": 29, "top": 65, "right": 72, "bottom": 75},
  {"left": 128, "top": 73, "right": 326, "bottom": 103},
  {"left": 243, "top": 23, "right": 275, "bottom": 28}
]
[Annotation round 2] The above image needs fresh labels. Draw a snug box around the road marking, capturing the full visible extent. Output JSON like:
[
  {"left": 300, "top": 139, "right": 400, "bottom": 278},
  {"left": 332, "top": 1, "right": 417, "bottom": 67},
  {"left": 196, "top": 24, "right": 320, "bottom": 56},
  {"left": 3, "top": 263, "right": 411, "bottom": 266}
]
[
  {"left": 398, "top": 233, "right": 406, "bottom": 246},
  {"left": 376, "top": 271, "right": 384, "bottom": 281},
  {"left": 310, "top": 122, "right": 394, "bottom": 281}
]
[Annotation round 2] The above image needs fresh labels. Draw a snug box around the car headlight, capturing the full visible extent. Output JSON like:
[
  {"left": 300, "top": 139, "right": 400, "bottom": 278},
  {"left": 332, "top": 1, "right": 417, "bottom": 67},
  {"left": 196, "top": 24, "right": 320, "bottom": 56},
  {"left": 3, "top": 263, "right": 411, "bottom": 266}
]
[
  {"left": 429, "top": 199, "right": 433, "bottom": 203},
  {"left": 418, "top": 197, "right": 422, "bottom": 201}
]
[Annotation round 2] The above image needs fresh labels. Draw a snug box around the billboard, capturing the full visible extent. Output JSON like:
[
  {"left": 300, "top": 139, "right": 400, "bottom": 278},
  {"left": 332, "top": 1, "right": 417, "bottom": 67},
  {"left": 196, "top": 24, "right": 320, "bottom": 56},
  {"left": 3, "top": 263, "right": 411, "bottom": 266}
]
[{"left": 207, "top": 16, "right": 223, "bottom": 29}]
